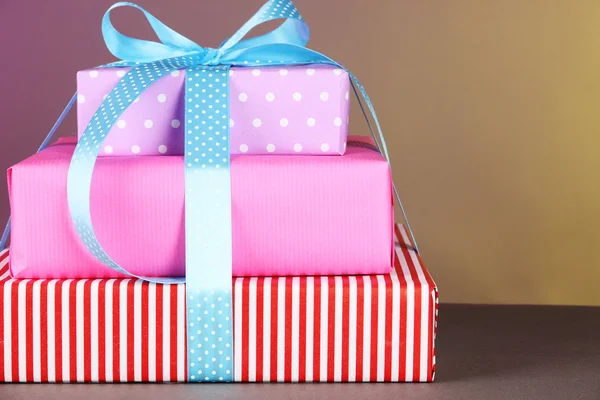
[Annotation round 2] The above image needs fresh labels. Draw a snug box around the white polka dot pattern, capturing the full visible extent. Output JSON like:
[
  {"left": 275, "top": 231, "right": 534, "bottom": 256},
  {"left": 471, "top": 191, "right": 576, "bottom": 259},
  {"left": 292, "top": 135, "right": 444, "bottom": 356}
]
[
  {"left": 78, "top": 64, "right": 350, "bottom": 156},
  {"left": 183, "top": 65, "right": 233, "bottom": 382}
]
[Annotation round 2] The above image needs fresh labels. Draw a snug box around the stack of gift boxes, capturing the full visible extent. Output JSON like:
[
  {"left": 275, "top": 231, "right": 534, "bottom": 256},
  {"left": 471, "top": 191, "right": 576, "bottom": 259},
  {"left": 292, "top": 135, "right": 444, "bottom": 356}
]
[{"left": 0, "top": 1, "right": 437, "bottom": 384}]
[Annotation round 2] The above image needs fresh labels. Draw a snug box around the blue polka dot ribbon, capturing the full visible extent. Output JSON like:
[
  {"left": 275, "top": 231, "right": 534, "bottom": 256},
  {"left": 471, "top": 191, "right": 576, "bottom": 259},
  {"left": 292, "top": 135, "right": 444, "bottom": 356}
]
[{"left": 3, "top": 0, "right": 422, "bottom": 383}]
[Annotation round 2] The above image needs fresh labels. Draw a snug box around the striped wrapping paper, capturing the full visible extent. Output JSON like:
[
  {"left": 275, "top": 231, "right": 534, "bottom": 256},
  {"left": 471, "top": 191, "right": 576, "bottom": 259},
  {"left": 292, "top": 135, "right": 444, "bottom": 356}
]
[{"left": 0, "top": 225, "right": 437, "bottom": 383}]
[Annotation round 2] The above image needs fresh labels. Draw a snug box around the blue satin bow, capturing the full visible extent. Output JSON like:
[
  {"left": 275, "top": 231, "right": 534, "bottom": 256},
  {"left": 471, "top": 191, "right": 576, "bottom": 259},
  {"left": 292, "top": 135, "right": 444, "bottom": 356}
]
[
  {"left": 0, "top": 0, "right": 420, "bottom": 383},
  {"left": 102, "top": 1, "right": 311, "bottom": 64}
]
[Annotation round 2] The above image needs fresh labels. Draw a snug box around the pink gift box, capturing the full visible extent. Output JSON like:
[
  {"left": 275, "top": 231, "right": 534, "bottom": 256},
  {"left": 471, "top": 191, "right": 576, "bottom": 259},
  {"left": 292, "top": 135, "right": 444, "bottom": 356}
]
[
  {"left": 77, "top": 65, "right": 350, "bottom": 156},
  {"left": 7, "top": 136, "right": 393, "bottom": 279}
]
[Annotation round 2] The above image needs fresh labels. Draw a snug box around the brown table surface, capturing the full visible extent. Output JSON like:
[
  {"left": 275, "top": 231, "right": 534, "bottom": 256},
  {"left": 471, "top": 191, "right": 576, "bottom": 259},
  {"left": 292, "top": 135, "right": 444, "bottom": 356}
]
[{"left": 1, "top": 304, "right": 599, "bottom": 400}]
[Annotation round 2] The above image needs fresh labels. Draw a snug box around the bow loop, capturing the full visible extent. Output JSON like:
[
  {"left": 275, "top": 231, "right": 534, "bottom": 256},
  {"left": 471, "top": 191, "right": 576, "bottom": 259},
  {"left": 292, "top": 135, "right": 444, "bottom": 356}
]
[
  {"left": 102, "top": 2, "right": 203, "bottom": 63},
  {"left": 219, "top": 0, "right": 309, "bottom": 55}
]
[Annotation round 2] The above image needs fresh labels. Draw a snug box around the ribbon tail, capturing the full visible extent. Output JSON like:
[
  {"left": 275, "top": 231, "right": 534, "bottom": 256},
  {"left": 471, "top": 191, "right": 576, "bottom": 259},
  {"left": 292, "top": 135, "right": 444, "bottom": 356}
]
[
  {"left": 0, "top": 92, "right": 78, "bottom": 251},
  {"left": 348, "top": 74, "right": 421, "bottom": 254},
  {"left": 67, "top": 58, "right": 192, "bottom": 285},
  {"left": 0, "top": 217, "right": 9, "bottom": 251},
  {"left": 40, "top": 92, "right": 78, "bottom": 152}
]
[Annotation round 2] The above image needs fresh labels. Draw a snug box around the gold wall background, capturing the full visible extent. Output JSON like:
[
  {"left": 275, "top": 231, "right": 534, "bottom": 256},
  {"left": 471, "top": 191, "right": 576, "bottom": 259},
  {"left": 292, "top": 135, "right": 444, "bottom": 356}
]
[{"left": 1, "top": 0, "right": 599, "bottom": 305}]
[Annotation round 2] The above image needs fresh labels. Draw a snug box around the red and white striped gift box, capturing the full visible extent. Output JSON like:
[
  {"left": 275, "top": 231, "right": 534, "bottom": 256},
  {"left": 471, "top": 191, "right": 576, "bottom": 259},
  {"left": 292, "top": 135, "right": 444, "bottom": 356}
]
[{"left": 0, "top": 225, "right": 437, "bottom": 383}]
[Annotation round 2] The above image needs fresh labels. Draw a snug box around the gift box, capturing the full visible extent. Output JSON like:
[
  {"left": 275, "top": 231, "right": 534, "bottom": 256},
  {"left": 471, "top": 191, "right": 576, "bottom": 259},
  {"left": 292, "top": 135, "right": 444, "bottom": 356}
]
[
  {"left": 77, "top": 65, "right": 350, "bottom": 156},
  {"left": 0, "top": 225, "right": 437, "bottom": 383},
  {"left": 8, "top": 136, "right": 394, "bottom": 279}
]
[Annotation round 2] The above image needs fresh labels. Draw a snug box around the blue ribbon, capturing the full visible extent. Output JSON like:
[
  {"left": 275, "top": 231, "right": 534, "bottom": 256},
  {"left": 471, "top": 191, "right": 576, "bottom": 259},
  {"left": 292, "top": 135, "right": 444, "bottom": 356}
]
[
  {"left": 1, "top": 0, "right": 421, "bottom": 382},
  {"left": 0, "top": 93, "right": 78, "bottom": 251}
]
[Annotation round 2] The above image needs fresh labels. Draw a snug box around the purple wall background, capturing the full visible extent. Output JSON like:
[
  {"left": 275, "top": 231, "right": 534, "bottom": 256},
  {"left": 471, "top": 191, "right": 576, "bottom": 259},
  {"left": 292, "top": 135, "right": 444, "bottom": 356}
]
[{"left": 3, "top": 1, "right": 600, "bottom": 305}]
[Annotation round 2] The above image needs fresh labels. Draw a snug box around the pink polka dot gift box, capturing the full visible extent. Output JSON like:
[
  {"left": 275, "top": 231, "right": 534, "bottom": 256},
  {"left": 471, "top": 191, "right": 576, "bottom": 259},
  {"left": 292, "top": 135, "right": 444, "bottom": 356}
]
[{"left": 77, "top": 65, "right": 350, "bottom": 156}]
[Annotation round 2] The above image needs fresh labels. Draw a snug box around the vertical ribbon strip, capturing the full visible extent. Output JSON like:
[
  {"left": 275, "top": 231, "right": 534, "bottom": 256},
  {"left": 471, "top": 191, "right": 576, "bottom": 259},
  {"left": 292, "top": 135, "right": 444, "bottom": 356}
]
[{"left": 184, "top": 66, "right": 233, "bottom": 382}]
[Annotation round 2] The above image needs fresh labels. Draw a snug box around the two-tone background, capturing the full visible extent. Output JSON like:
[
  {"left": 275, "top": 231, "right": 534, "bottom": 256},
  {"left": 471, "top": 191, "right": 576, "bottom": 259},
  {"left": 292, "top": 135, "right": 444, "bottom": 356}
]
[{"left": 1, "top": 0, "right": 599, "bottom": 305}]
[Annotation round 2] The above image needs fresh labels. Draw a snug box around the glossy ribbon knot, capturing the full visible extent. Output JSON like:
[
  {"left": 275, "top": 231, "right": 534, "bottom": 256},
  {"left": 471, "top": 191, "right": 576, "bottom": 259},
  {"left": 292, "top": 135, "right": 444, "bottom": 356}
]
[{"left": 200, "top": 48, "right": 222, "bottom": 65}]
